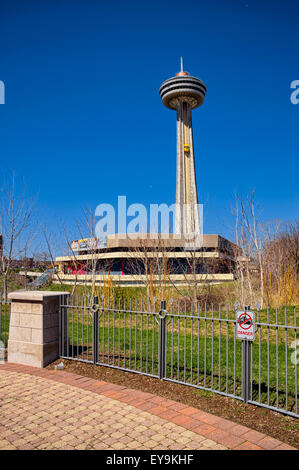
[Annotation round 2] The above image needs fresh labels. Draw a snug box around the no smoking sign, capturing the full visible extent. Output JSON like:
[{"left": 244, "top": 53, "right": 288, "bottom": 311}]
[{"left": 236, "top": 310, "right": 255, "bottom": 341}]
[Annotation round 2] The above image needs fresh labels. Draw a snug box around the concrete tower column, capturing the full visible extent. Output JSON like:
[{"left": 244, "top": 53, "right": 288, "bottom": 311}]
[{"left": 159, "top": 61, "right": 206, "bottom": 244}]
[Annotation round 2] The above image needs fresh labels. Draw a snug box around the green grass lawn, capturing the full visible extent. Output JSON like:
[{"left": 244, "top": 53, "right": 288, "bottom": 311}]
[{"left": 0, "top": 307, "right": 10, "bottom": 347}]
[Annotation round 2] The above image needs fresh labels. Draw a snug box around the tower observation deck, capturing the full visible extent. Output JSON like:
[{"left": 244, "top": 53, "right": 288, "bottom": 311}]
[{"left": 159, "top": 59, "right": 207, "bottom": 243}]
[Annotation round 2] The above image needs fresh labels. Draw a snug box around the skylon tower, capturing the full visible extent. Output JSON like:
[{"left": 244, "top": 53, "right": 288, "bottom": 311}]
[{"left": 159, "top": 59, "right": 206, "bottom": 241}]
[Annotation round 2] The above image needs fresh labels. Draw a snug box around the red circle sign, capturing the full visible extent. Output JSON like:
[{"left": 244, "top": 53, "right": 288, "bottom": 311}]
[{"left": 238, "top": 313, "right": 252, "bottom": 330}]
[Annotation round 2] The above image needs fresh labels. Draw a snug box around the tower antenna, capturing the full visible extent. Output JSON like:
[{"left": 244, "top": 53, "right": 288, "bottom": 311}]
[{"left": 180, "top": 56, "right": 183, "bottom": 72}]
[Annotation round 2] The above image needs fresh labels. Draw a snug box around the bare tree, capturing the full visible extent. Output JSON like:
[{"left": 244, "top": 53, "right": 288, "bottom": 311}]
[
  {"left": 233, "top": 192, "right": 255, "bottom": 306},
  {"left": 232, "top": 191, "right": 299, "bottom": 308},
  {"left": 42, "top": 227, "right": 65, "bottom": 286},
  {"left": 282, "top": 220, "right": 299, "bottom": 273},
  {"left": 233, "top": 190, "right": 265, "bottom": 307},
  {"left": 262, "top": 219, "right": 299, "bottom": 306},
  {"left": 55, "top": 208, "right": 112, "bottom": 299},
  {"left": 32, "top": 251, "right": 49, "bottom": 270},
  {"left": 167, "top": 243, "right": 220, "bottom": 306},
  {"left": 74, "top": 207, "right": 102, "bottom": 298},
  {"left": 125, "top": 233, "right": 175, "bottom": 306},
  {"left": 0, "top": 175, "right": 36, "bottom": 300},
  {"left": 20, "top": 229, "right": 38, "bottom": 289},
  {"left": 233, "top": 193, "right": 245, "bottom": 305}
]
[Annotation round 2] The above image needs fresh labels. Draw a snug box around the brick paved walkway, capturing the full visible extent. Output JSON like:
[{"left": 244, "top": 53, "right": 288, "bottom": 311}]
[{"left": 0, "top": 364, "right": 295, "bottom": 450}]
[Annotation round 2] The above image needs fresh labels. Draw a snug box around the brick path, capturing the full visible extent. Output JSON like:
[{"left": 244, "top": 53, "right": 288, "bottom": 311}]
[{"left": 0, "top": 364, "right": 295, "bottom": 450}]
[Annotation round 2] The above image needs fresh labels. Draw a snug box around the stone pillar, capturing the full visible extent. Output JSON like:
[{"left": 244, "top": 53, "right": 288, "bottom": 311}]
[{"left": 7, "top": 290, "right": 69, "bottom": 368}]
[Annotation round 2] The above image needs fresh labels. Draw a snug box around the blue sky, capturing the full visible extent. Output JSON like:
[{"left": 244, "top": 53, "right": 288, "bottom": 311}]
[{"left": 0, "top": 0, "right": 298, "bottom": 249}]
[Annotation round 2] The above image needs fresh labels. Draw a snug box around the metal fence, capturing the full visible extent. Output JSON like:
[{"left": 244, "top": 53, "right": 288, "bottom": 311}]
[
  {"left": 0, "top": 295, "right": 11, "bottom": 351},
  {"left": 59, "top": 295, "right": 298, "bottom": 418}
]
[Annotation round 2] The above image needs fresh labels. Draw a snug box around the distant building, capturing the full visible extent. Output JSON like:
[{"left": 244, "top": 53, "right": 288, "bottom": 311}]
[
  {"left": 55, "top": 234, "right": 237, "bottom": 287},
  {"left": 10, "top": 257, "right": 34, "bottom": 270}
]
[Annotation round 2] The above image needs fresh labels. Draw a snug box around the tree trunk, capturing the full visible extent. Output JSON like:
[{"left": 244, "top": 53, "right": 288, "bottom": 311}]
[{"left": 3, "top": 275, "right": 8, "bottom": 303}]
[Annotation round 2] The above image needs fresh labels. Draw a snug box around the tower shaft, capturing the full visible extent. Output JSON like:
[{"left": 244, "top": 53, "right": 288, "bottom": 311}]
[
  {"left": 175, "top": 101, "right": 200, "bottom": 238},
  {"left": 159, "top": 63, "right": 206, "bottom": 243}
]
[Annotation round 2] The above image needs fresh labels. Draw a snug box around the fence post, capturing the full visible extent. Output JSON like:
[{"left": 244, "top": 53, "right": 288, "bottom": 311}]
[
  {"left": 59, "top": 294, "right": 68, "bottom": 357},
  {"left": 158, "top": 300, "right": 167, "bottom": 379},
  {"left": 92, "top": 296, "right": 99, "bottom": 365},
  {"left": 59, "top": 295, "right": 62, "bottom": 357},
  {"left": 242, "top": 305, "right": 252, "bottom": 403},
  {"left": 242, "top": 340, "right": 251, "bottom": 403}
]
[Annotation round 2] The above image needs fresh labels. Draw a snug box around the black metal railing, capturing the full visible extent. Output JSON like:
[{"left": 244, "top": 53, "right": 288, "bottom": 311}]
[{"left": 59, "top": 295, "right": 298, "bottom": 418}]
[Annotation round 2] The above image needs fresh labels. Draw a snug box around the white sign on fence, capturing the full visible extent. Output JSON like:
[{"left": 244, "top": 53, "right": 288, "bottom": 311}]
[{"left": 236, "top": 310, "right": 255, "bottom": 341}]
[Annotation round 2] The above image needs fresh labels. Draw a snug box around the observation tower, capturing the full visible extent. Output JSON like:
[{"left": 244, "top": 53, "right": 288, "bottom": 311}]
[{"left": 159, "top": 59, "right": 207, "bottom": 240}]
